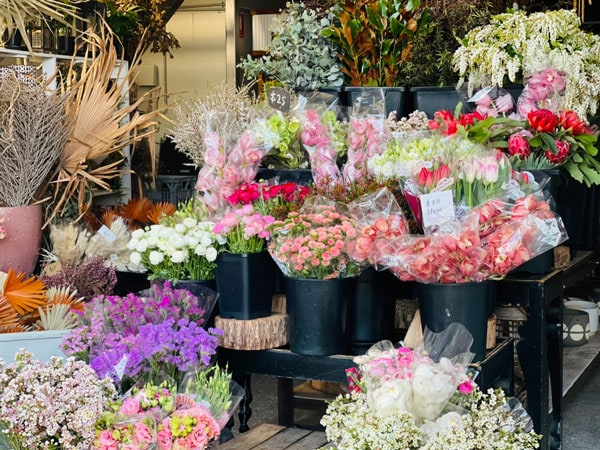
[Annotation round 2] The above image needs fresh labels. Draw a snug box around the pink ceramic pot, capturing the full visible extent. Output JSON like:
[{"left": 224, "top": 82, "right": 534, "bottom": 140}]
[{"left": 0, "top": 204, "right": 43, "bottom": 275}]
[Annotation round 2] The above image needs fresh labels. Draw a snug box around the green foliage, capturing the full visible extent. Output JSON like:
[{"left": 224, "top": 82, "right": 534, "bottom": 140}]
[
  {"left": 238, "top": 2, "right": 344, "bottom": 90},
  {"left": 323, "top": 0, "right": 432, "bottom": 87}
]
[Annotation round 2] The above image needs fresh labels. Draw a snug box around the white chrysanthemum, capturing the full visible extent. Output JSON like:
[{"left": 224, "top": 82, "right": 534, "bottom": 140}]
[{"left": 149, "top": 250, "right": 164, "bottom": 265}]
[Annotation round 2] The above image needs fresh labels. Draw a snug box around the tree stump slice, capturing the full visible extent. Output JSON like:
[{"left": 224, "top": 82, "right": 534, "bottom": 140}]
[
  {"left": 272, "top": 294, "right": 286, "bottom": 314},
  {"left": 215, "top": 313, "right": 288, "bottom": 350}
]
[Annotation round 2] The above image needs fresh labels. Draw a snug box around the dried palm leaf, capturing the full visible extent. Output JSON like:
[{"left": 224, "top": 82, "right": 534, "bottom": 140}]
[
  {"left": 0, "top": 324, "right": 27, "bottom": 334},
  {"left": 101, "top": 209, "right": 120, "bottom": 227},
  {"left": 35, "top": 304, "right": 80, "bottom": 330},
  {"left": 120, "top": 197, "right": 153, "bottom": 225},
  {"left": 0, "top": 0, "right": 81, "bottom": 54},
  {"left": 1, "top": 269, "right": 47, "bottom": 316},
  {"left": 147, "top": 201, "right": 177, "bottom": 224},
  {"left": 46, "top": 286, "right": 85, "bottom": 313},
  {"left": 0, "top": 296, "right": 20, "bottom": 330},
  {"left": 46, "top": 23, "right": 164, "bottom": 224}
]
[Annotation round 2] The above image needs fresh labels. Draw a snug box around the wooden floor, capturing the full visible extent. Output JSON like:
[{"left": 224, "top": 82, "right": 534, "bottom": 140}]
[{"left": 217, "top": 423, "right": 333, "bottom": 449}]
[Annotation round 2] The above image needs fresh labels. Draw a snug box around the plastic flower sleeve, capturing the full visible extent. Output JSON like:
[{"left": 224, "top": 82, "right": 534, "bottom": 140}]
[
  {"left": 517, "top": 67, "right": 567, "bottom": 116},
  {"left": 342, "top": 89, "right": 386, "bottom": 184},
  {"left": 296, "top": 92, "right": 347, "bottom": 187},
  {"left": 345, "top": 187, "right": 410, "bottom": 266},
  {"left": 467, "top": 85, "right": 517, "bottom": 117}
]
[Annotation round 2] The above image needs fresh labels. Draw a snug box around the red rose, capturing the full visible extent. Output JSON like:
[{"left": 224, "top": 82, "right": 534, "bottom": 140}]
[
  {"left": 559, "top": 110, "right": 589, "bottom": 135},
  {"left": 545, "top": 140, "right": 570, "bottom": 164},
  {"left": 507, "top": 134, "right": 531, "bottom": 159},
  {"left": 527, "top": 109, "right": 559, "bottom": 132}
]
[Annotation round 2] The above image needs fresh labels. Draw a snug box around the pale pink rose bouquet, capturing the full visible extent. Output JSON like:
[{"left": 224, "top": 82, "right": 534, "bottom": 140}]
[{"left": 297, "top": 93, "right": 347, "bottom": 188}]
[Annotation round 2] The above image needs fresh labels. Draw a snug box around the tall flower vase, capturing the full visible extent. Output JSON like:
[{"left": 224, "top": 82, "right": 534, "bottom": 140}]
[
  {"left": 0, "top": 204, "right": 42, "bottom": 275},
  {"left": 416, "top": 281, "right": 495, "bottom": 362},
  {"left": 348, "top": 268, "right": 399, "bottom": 347},
  {"left": 285, "top": 277, "right": 356, "bottom": 356},
  {"left": 216, "top": 251, "right": 276, "bottom": 320}
]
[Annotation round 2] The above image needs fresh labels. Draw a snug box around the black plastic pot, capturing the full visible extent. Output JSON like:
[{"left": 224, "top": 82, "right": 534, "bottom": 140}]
[
  {"left": 416, "top": 281, "right": 494, "bottom": 362},
  {"left": 408, "top": 86, "right": 467, "bottom": 117},
  {"left": 285, "top": 277, "right": 356, "bottom": 356}
]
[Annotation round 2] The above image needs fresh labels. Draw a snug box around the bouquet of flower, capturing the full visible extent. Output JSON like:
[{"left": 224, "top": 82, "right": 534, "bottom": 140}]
[
  {"left": 212, "top": 204, "right": 275, "bottom": 254},
  {"left": 127, "top": 217, "right": 224, "bottom": 281},
  {"left": 157, "top": 401, "right": 221, "bottom": 450},
  {"left": 268, "top": 203, "right": 362, "bottom": 279},
  {"left": 297, "top": 93, "right": 347, "bottom": 187},
  {"left": 168, "top": 84, "right": 272, "bottom": 211},
  {"left": 256, "top": 111, "right": 307, "bottom": 169},
  {"left": 320, "top": 326, "right": 541, "bottom": 449},
  {"left": 61, "top": 281, "right": 222, "bottom": 388},
  {"left": 0, "top": 350, "right": 116, "bottom": 450},
  {"left": 226, "top": 181, "right": 311, "bottom": 220}
]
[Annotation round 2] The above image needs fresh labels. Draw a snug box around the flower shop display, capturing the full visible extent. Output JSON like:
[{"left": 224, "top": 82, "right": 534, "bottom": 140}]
[
  {"left": 268, "top": 202, "right": 363, "bottom": 355},
  {"left": 237, "top": 1, "right": 344, "bottom": 91},
  {"left": 226, "top": 181, "right": 311, "bottom": 220},
  {"left": 0, "top": 350, "right": 117, "bottom": 449},
  {"left": 453, "top": 9, "right": 600, "bottom": 117},
  {"left": 212, "top": 204, "right": 277, "bottom": 320},
  {"left": 256, "top": 110, "right": 308, "bottom": 171},
  {"left": 61, "top": 281, "right": 221, "bottom": 389},
  {"left": 320, "top": 326, "right": 541, "bottom": 449}
]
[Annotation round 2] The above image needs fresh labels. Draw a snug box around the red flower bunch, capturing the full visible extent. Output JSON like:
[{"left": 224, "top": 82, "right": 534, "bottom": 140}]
[{"left": 226, "top": 181, "right": 310, "bottom": 219}]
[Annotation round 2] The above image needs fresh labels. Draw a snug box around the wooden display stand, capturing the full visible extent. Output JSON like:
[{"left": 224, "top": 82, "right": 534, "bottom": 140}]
[{"left": 215, "top": 313, "right": 288, "bottom": 350}]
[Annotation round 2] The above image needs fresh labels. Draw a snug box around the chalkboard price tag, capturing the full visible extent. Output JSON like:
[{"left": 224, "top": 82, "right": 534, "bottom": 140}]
[{"left": 268, "top": 87, "right": 291, "bottom": 112}]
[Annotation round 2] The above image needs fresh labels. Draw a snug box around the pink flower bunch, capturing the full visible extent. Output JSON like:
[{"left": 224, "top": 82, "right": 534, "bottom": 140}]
[
  {"left": 93, "top": 415, "right": 156, "bottom": 450},
  {"left": 195, "top": 131, "right": 266, "bottom": 211},
  {"left": 300, "top": 109, "right": 345, "bottom": 187},
  {"left": 213, "top": 204, "right": 275, "bottom": 254},
  {"left": 380, "top": 194, "right": 566, "bottom": 283},
  {"left": 517, "top": 67, "right": 567, "bottom": 116},
  {"left": 342, "top": 116, "right": 384, "bottom": 183},
  {"left": 157, "top": 402, "right": 220, "bottom": 450},
  {"left": 474, "top": 90, "right": 515, "bottom": 117},
  {"left": 268, "top": 204, "right": 362, "bottom": 279},
  {"left": 347, "top": 215, "right": 409, "bottom": 264}
]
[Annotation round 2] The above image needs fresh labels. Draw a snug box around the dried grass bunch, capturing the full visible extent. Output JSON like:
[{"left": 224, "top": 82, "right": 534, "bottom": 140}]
[
  {"left": 0, "top": 0, "right": 81, "bottom": 53},
  {"left": 168, "top": 83, "right": 271, "bottom": 166},
  {"left": 0, "top": 74, "right": 70, "bottom": 208}
]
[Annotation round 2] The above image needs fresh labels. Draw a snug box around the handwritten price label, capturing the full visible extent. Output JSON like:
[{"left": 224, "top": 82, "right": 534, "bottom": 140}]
[
  {"left": 420, "top": 190, "right": 455, "bottom": 228},
  {"left": 268, "top": 87, "right": 291, "bottom": 112}
]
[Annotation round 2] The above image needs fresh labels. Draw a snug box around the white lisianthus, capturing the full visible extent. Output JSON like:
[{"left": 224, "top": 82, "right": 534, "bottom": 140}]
[
  {"left": 127, "top": 238, "right": 139, "bottom": 251},
  {"left": 131, "top": 228, "right": 145, "bottom": 239},
  {"left": 149, "top": 250, "right": 165, "bottom": 265},
  {"left": 186, "top": 236, "right": 200, "bottom": 247},
  {"left": 158, "top": 227, "right": 174, "bottom": 239},
  {"left": 129, "top": 251, "right": 142, "bottom": 265},
  {"left": 135, "top": 240, "right": 149, "bottom": 253},
  {"left": 174, "top": 223, "right": 187, "bottom": 234},
  {"left": 168, "top": 234, "right": 186, "bottom": 249}
]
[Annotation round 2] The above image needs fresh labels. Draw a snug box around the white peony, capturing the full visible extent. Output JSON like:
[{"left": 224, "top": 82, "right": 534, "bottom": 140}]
[
  {"left": 183, "top": 217, "right": 197, "bottom": 228},
  {"left": 127, "top": 238, "right": 139, "bottom": 251},
  {"left": 411, "top": 364, "right": 456, "bottom": 421},
  {"left": 135, "top": 240, "right": 149, "bottom": 253},
  {"left": 174, "top": 223, "right": 187, "bottom": 234},
  {"left": 131, "top": 228, "right": 145, "bottom": 239},
  {"left": 170, "top": 250, "right": 186, "bottom": 263},
  {"left": 368, "top": 379, "right": 412, "bottom": 418},
  {"left": 205, "top": 247, "right": 218, "bottom": 262}
]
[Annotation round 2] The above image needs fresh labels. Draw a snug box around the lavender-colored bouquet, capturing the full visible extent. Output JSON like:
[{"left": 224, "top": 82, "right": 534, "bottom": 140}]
[{"left": 61, "top": 281, "right": 222, "bottom": 388}]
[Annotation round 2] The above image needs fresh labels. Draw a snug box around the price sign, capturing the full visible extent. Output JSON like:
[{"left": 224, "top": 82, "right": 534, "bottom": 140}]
[
  {"left": 268, "top": 87, "right": 291, "bottom": 112},
  {"left": 420, "top": 190, "right": 455, "bottom": 228},
  {"left": 97, "top": 225, "right": 116, "bottom": 243}
]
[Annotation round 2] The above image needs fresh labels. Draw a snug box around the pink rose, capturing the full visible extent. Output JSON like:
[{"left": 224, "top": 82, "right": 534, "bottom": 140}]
[
  {"left": 120, "top": 397, "right": 142, "bottom": 415},
  {"left": 458, "top": 381, "right": 474, "bottom": 394}
]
